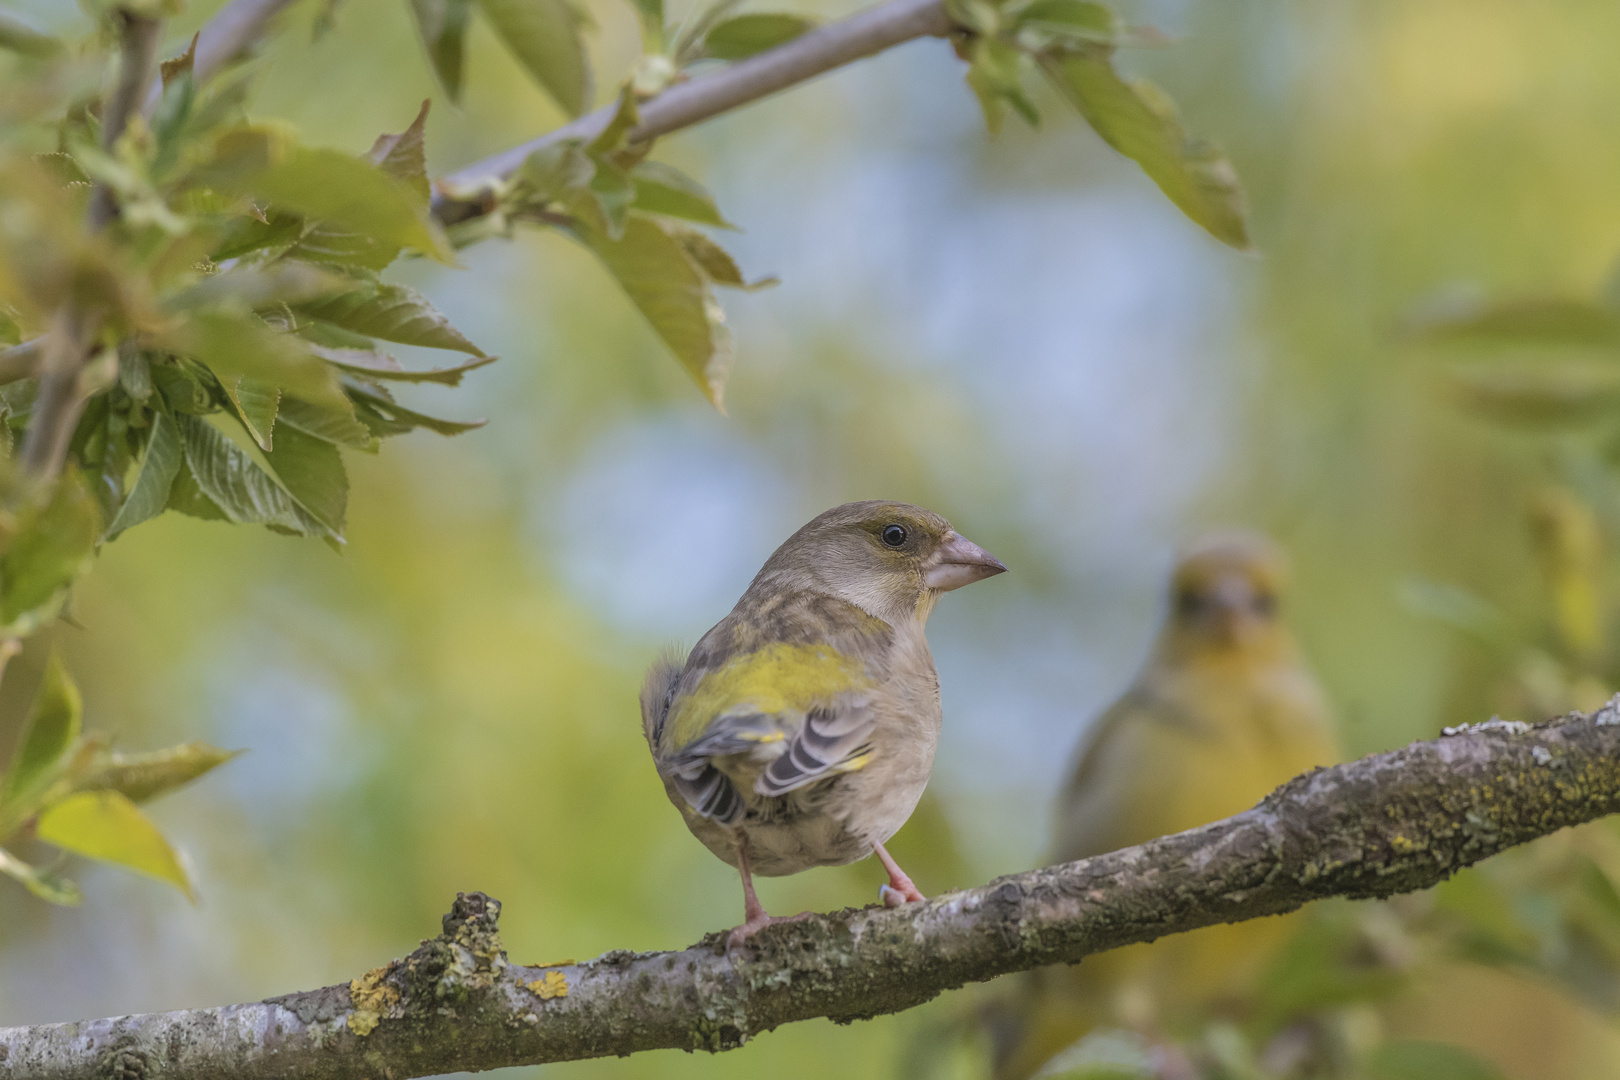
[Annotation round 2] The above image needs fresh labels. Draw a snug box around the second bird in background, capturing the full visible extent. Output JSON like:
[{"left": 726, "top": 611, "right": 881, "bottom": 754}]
[{"left": 985, "top": 532, "right": 1340, "bottom": 1080}]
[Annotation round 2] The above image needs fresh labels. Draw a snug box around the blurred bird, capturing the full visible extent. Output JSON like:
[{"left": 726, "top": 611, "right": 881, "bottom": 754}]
[
  {"left": 641, "top": 501, "right": 1006, "bottom": 946},
  {"left": 984, "top": 532, "right": 1338, "bottom": 1079}
]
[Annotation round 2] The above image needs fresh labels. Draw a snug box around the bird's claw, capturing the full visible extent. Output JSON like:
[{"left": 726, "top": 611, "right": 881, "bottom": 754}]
[
  {"left": 727, "top": 910, "right": 814, "bottom": 949},
  {"left": 880, "top": 882, "right": 926, "bottom": 908}
]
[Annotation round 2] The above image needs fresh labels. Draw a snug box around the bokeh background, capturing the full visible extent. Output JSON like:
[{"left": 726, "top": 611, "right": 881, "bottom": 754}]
[{"left": 5, "top": 0, "right": 1620, "bottom": 1076}]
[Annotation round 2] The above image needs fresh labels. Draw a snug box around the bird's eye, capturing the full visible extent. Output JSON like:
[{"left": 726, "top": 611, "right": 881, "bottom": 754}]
[{"left": 881, "top": 524, "right": 908, "bottom": 547}]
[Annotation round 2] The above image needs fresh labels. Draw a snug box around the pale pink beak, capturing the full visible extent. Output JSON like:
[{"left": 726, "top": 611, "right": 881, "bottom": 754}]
[{"left": 922, "top": 531, "right": 1008, "bottom": 592}]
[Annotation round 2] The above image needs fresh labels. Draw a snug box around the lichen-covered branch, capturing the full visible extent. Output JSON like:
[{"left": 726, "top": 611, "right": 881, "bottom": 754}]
[
  {"left": 431, "top": 0, "right": 955, "bottom": 225},
  {"left": 4, "top": 707, "right": 1618, "bottom": 1079}
]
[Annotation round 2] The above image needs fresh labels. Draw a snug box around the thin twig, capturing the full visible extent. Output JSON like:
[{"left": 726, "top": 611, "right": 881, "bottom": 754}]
[
  {"left": 4, "top": 707, "right": 1618, "bottom": 1079},
  {"left": 432, "top": 0, "right": 955, "bottom": 224},
  {"left": 0, "top": 339, "right": 42, "bottom": 385}
]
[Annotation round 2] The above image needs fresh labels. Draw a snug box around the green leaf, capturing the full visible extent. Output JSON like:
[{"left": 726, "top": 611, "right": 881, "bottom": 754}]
[
  {"left": 520, "top": 139, "right": 596, "bottom": 204},
  {"left": 194, "top": 127, "right": 455, "bottom": 264},
  {"left": 225, "top": 376, "right": 280, "bottom": 451},
  {"left": 2, "top": 652, "right": 82, "bottom": 810},
  {"left": 36, "top": 791, "right": 195, "bottom": 900},
  {"left": 584, "top": 214, "right": 732, "bottom": 409},
  {"left": 264, "top": 424, "right": 348, "bottom": 537},
  {"left": 478, "top": 0, "right": 593, "bottom": 117},
  {"left": 70, "top": 742, "right": 239, "bottom": 805},
  {"left": 367, "top": 101, "right": 432, "bottom": 204},
  {"left": 589, "top": 158, "right": 636, "bottom": 240},
  {"left": 276, "top": 394, "right": 376, "bottom": 449},
  {"left": 104, "top": 411, "right": 184, "bottom": 540},
  {"left": 701, "top": 13, "right": 816, "bottom": 59},
  {"left": 295, "top": 283, "right": 487, "bottom": 355},
  {"left": 0, "top": 12, "right": 60, "bottom": 58},
  {"left": 310, "top": 346, "right": 496, "bottom": 386},
  {"left": 967, "top": 36, "right": 1040, "bottom": 133},
  {"left": 631, "top": 161, "right": 734, "bottom": 228},
  {"left": 175, "top": 415, "right": 330, "bottom": 537},
  {"left": 1040, "top": 46, "right": 1249, "bottom": 249},
  {"left": 0, "top": 847, "right": 80, "bottom": 905},
  {"left": 1363, "top": 1042, "right": 1505, "bottom": 1080},
  {"left": 166, "top": 261, "right": 360, "bottom": 314},
  {"left": 0, "top": 473, "right": 100, "bottom": 632},
  {"left": 1443, "top": 360, "right": 1620, "bottom": 428},
  {"left": 346, "top": 384, "right": 488, "bottom": 437},
  {"left": 1014, "top": 0, "right": 1117, "bottom": 42},
  {"left": 1415, "top": 298, "right": 1620, "bottom": 349},
  {"left": 669, "top": 225, "right": 775, "bottom": 290},
  {"left": 410, "top": 0, "right": 473, "bottom": 101},
  {"left": 165, "top": 457, "right": 230, "bottom": 521},
  {"left": 629, "top": 0, "right": 663, "bottom": 44},
  {"left": 673, "top": 0, "right": 743, "bottom": 65},
  {"left": 164, "top": 310, "right": 348, "bottom": 413}
]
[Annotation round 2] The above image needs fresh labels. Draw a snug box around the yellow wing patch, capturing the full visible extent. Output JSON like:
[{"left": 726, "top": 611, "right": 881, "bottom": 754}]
[{"left": 664, "top": 642, "right": 872, "bottom": 751}]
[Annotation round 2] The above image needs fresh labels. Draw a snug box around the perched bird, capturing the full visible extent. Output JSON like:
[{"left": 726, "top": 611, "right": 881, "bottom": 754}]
[
  {"left": 641, "top": 501, "right": 1006, "bottom": 945},
  {"left": 985, "top": 532, "right": 1339, "bottom": 1079}
]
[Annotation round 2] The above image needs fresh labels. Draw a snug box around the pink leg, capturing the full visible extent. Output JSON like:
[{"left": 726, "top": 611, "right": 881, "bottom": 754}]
[
  {"left": 727, "top": 832, "right": 811, "bottom": 948},
  {"left": 873, "top": 839, "right": 926, "bottom": 908}
]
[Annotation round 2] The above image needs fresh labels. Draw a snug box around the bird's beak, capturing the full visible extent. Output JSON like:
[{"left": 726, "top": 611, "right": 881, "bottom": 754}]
[{"left": 923, "top": 531, "right": 1008, "bottom": 592}]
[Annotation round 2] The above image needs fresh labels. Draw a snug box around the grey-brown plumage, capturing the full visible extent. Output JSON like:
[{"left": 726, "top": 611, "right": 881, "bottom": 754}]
[{"left": 641, "top": 501, "right": 1006, "bottom": 943}]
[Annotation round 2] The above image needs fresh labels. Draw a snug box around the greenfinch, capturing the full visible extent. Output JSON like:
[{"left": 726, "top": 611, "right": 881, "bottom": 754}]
[
  {"left": 986, "top": 532, "right": 1339, "bottom": 1079},
  {"left": 641, "top": 501, "right": 1006, "bottom": 945}
]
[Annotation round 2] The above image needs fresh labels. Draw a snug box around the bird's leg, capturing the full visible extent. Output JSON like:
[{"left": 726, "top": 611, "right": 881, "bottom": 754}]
[
  {"left": 872, "top": 839, "right": 926, "bottom": 907},
  {"left": 727, "top": 832, "right": 813, "bottom": 948}
]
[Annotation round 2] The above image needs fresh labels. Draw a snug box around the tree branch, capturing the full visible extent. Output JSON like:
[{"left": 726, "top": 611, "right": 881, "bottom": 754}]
[
  {"left": 5, "top": 707, "right": 1618, "bottom": 1079},
  {"left": 431, "top": 0, "right": 957, "bottom": 225}
]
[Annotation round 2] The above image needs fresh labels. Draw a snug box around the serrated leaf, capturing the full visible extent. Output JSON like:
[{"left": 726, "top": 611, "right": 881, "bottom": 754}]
[
  {"left": 584, "top": 214, "right": 732, "bottom": 409},
  {"left": 367, "top": 101, "right": 432, "bottom": 204},
  {"left": 160, "top": 31, "right": 199, "bottom": 87},
  {"left": 669, "top": 226, "right": 775, "bottom": 290},
  {"left": 0, "top": 472, "right": 100, "bottom": 631},
  {"left": 631, "top": 161, "right": 734, "bottom": 228},
  {"left": 225, "top": 376, "right": 280, "bottom": 450},
  {"left": 165, "top": 310, "right": 348, "bottom": 414},
  {"left": 478, "top": 0, "right": 592, "bottom": 117},
  {"left": 36, "top": 791, "right": 194, "bottom": 900},
  {"left": 104, "top": 411, "right": 184, "bottom": 540},
  {"left": 276, "top": 394, "right": 376, "bottom": 448},
  {"left": 346, "top": 384, "right": 488, "bottom": 437},
  {"left": 2, "top": 653, "right": 81, "bottom": 810},
  {"left": 295, "top": 283, "right": 486, "bottom": 355},
  {"left": 702, "top": 13, "right": 816, "bottom": 60},
  {"left": 0, "top": 847, "right": 80, "bottom": 905},
  {"left": 175, "top": 415, "right": 329, "bottom": 537},
  {"left": 165, "top": 456, "right": 229, "bottom": 521},
  {"left": 264, "top": 424, "right": 348, "bottom": 536},
  {"left": 194, "top": 127, "right": 454, "bottom": 264},
  {"left": 311, "top": 345, "right": 496, "bottom": 386},
  {"left": 410, "top": 0, "right": 473, "bottom": 102},
  {"left": 70, "top": 742, "right": 239, "bottom": 805},
  {"left": 1040, "top": 46, "right": 1248, "bottom": 249},
  {"left": 167, "top": 261, "right": 360, "bottom": 314}
]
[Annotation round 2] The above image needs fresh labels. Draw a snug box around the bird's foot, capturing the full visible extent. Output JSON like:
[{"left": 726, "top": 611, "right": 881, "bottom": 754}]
[
  {"left": 726, "top": 910, "right": 814, "bottom": 949},
  {"left": 879, "top": 881, "right": 926, "bottom": 908}
]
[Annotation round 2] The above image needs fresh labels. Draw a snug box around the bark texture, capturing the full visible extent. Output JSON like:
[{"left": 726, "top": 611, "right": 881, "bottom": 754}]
[{"left": 4, "top": 707, "right": 1619, "bottom": 1079}]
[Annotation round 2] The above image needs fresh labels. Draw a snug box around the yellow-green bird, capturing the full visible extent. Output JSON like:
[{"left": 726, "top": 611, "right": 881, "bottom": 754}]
[
  {"left": 641, "top": 501, "right": 1006, "bottom": 945},
  {"left": 985, "top": 532, "right": 1339, "bottom": 1079}
]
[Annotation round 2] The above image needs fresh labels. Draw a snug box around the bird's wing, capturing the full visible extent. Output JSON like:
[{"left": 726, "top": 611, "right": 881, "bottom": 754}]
[{"left": 651, "top": 594, "right": 894, "bottom": 822}]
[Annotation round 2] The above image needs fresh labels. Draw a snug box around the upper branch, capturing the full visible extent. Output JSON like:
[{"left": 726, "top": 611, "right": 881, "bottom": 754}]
[
  {"left": 5, "top": 707, "right": 1618, "bottom": 1080},
  {"left": 431, "top": 0, "right": 956, "bottom": 225}
]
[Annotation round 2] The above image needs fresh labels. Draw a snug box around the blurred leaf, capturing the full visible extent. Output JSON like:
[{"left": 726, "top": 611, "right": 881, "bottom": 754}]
[
  {"left": 70, "top": 742, "right": 239, "bottom": 804},
  {"left": 669, "top": 225, "right": 775, "bottom": 290},
  {"left": 628, "top": 0, "right": 662, "bottom": 45},
  {"left": 1433, "top": 868, "right": 1541, "bottom": 962},
  {"left": 1, "top": 653, "right": 81, "bottom": 811},
  {"left": 1397, "top": 578, "right": 1512, "bottom": 645},
  {"left": 149, "top": 358, "right": 217, "bottom": 415},
  {"left": 175, "top": 415, "right": 330, "bottom": 537},
  {"left": 104, "top": 411, "right": 184, "bottom": 540},
  {"left": 1362, "top": 1041, "right": 1505, "bottom": 1080},
  {"left": 159, "top": 32, "right": 198, "bottom": 88},
  {"left": 0, "top": 12, "right": 62, "bottom": 57},
  {"left": 477, "top": 0, "right": 592, "bottom": 117},
  {"left": 367, "top": 101, "right": 432, "bottom": 204},
  {"left": 631, "top": 161, "right": 734, "bottom": 229},
  {"left": 1443, "top": 360, "right": 1620, "bottom": 428},
  {"left": 296, "top": 282, "right": 487, "bottom": 356},
  {"left": 264, "top": 424, "right": 348, "bottom": 538},
  {"left": 346, "top": 384, "right": 487, "bottom": 437},
  {"left": 1415, "top": 298, "right": 1620, "bottom": 349},
  {"left": 672, "top": 0, "right": 743, "bottom": 65},
  {"left": 1254, "top": 911, "right": 1406, "bottom": 1027},
  {"left": 167, "top": 261, "right": 360, "bottom": 313},
  {"left": 193, "top": 127, "right": 454, "bottom": 264},
  {"left": 583, "top": 214, "right": 732, "bottom": 409},
  {"left": 0, "top": 847, "right": 80, "bottom": 905},
  {"left": 520, "top": 139, "right": 596, "bottom": 204},
  {"left": 965, "top": 36, "right": 1039, "bottom": 133},
  {"left": 589, "top": 159, "right": 636, "bottom": 240},
  {"left": 36, "top": 791, "right": 194, "bottom": 900},
  {"left": 1015, "top": 0, "right": 1117, "bottom": 42},
  {"left": 1040, "top": 46, "right": 1248, "bottom": 249},
  {"left": 163, "top": 310, "right": 348, "bottom": 413},
  {"left": 701, "top": 13, "right": 816, "bottom": 60},
  {"left": 276, "top": 395, "right": 376, "bottom": 449},
  {"left": 310, "top": 345, "right": 496, "bottom": 386},
  {"left": 0, "top": 473, "right": 100, "bottom": 632},
  {"left": 410, "top": 0, "right": 472, "bottom": 101},
  {"left": 225, "top": 376, "right": 280, "bottom": 451}
]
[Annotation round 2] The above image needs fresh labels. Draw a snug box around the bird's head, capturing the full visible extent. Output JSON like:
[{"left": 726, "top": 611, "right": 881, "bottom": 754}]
[
  {"left": 757, "top": 501, "right": 1007, "bottom": 624},
  {"left": 1165, "top": 531, "right": 1292, "bottom": 657}
]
